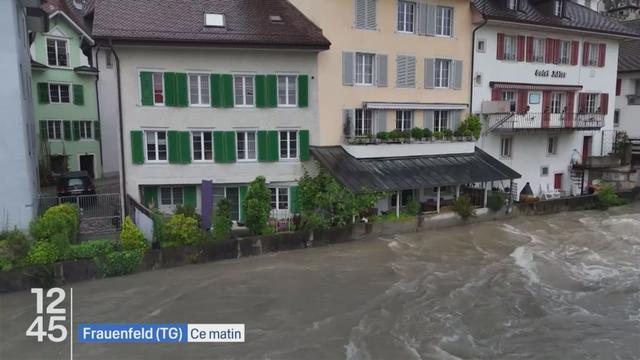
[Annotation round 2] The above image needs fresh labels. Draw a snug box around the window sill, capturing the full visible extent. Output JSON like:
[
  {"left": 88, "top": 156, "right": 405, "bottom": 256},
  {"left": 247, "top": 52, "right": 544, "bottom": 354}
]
[
  {"left": 192, "top": 160, "right": 214, "bottom": 164},
  {"left": 277, "top": 105, "right": 298, "bottom": 108},
  {"left": 234, "top": 105, "right": 257, "bottom": 109},
  {"left": 189, "top": 104, "right": 211, "bottom": 108},
  {"left": 144, "top": 161, "right": 169, "bottom": 165},
  {"left": 434, "top": 34, "right": 453, "bottom": 38}
]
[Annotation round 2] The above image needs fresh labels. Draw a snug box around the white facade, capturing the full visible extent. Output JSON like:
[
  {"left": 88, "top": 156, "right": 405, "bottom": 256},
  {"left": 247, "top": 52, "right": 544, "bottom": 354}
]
[
  {"left": 0, "top": 0, "right": 40, "bottom": 230},
  {"left": 615, "top": 71, "right": 640, "bottom": 137},
  {"left": 95, "top": 48, "right": 120, "bottom": 177},
  {"left": 473, "top": 23, "right": 619, "bottom": 198}
]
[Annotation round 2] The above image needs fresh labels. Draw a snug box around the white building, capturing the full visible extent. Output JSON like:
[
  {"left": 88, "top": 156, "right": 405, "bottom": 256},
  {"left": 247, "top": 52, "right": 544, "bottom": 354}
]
[
  {"left": 615, "top": 19, "right": 640, "bottom": 137},
  {"left": 0, "top": 0, "right": 48, "bottom": 230},
  {"left": 472, "top": 0, "right": 638, "bottom": 199}
]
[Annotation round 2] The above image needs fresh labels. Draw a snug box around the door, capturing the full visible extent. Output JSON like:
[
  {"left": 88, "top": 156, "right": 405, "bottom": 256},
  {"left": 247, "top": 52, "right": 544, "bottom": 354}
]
[
  {"left": 554, "top": 173, "right": 563, "bottom": 190},
  {"left": 528, "top": 91, "right": 542, "bottom": 128},
  {"left": 582, "top": 136, "right": 593, "bottom": 164},
  {"left": 79, "top": 154, "right": 94, "bottom": 178}
]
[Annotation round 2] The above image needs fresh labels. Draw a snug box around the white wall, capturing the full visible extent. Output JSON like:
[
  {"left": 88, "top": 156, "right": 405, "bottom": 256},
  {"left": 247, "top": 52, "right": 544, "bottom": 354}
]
[
  {"left": 113, "top": 46, "right": 320, "bottom": 203},
  {"left": 0, "top": 0, "right": 39, "bottom": 229},
  {"left": 95, "top": 48, "right": 121, "bottom": 177},
  {"left": 615, "top": 71, "right": 640, "bottom": 137}
]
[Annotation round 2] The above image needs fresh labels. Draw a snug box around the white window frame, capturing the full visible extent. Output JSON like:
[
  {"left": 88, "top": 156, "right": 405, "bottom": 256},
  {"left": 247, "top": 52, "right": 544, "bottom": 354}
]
[
  {"left": 277, "top": 74, "right": 298, "bottom": 107},
  {"left": 507, "top": 0, "right": 519, "bottom": 10},
  {"left": 532, "top": 37, "right": 545, "bottom": 63},
  {"left": 270, "top": 187, "right": 289, "bottom": 211},
  {"left": 435, "top": 6, "right": 453, "bottom": 37},
  {"left": 144, "top": 130, "right": 168, "bottom": 163},
  {"left": 547, "top": 136, "right": 558, "bottom": 155},
  {"left": 395, "top": 110, "right": 413, "bottom": 131},
  {"left": 397, "top": 1, "right": 416, "bottom": 33},
  {"left": 554, "top": 0, "right": 564, "bottom": 16},
  {"left": 503, "top": 35, "right": 517, "bottom": 61},
  {"left": 152, "top": 72, "right": 165, "bottom": 106},
  {"left": 476, "top": 39, "right": 486, "bottom": 53},
  {"left": 236, "top": 131, "right": 257, "bottom": 161},
  {"left": 433, "top": 110, "right": 450, "bottom": 132},
  {"left": 160, "top": 186, "right": 184, "bottom": 206},
  {"left": 614, "top": 109, "right": 620, "bottom": 127},
  {"left": 500, "top": 137, "right": 513, "bottom": 158},
  {"left": 234, "top": 74, "right": 255, "bottom": 107},
  {"left": 188, "top": 73, "right": 210, "bottom": 107},
  {"left": 78, "top": 121, "right": 92, "bottom": 140},
  {"left": 355, "top": 52, "right": 375, "bottom": 85},
  {"left": 45, "top": 36, "right": 69, "bottom": 68},
  {"left": 559, "top": 40, "right": 571, "bottom": 65},
  {"left": 540, "top": 166, "right": 549, "bottom": 177},
  {"left": 587, "top": 43, "right": 599, "bottom": 67},
  {"left": 502, "top": 90, "right": 516, "bottom": 112},
  {"left": 586, "top": 93, "right": 599, "bottom": 113},
  {"left": 46, "top": 120, "right": 63, "bottom": 140},
  {"left": 279, "top": 130, "right": 299, "bottom": 160},
  {"left": 191, "top": 130, "right": 213, "bottom": 162},
  {"left": 434, "top": 59, "right": 451, "bottom": 88},
  {"left": 550, "top": 92, "right": 565, "bottom": 114},
  {"left": 355, "top": 109, "right": 373, "bottom": 136},
  {"left": 48, "top": 83, "right": 71, "bottom": 104}
]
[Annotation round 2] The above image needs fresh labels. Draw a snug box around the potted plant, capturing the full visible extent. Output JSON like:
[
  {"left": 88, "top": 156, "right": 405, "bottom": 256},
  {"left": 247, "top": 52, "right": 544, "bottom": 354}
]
[
  {"left": 410, "top": 127, "right": 424, "bottom": 142},
  {"left": 443, "top": 129, "right": 454, "bottom": 140},
  {"left": 433, "top": 131, "right": 444, "bottom": 140},
  {"left": 422, "top": 128, "right": 433, "bottom": 141},
  {"left": 376, "top": 131, "right": 389, "bottom": 143},
  {"left": 389, "top": 129, "right": 402, "bottom": 143}
]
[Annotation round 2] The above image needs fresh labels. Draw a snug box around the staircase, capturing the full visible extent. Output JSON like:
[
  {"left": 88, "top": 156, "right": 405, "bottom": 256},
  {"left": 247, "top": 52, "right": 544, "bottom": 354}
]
[
  {"left": 484, "top": 113, "right": 515, "bottom": 134},
  {"left": 570, "top": 167, "right": 585, "bottom": 196},
  {"left": 631, "top": 138, "right": 640, "bottom": 167}
]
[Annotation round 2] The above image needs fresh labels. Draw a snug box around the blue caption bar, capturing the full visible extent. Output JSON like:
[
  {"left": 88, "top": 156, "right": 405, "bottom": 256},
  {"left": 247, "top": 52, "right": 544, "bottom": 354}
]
[{"left": 78, "top": 324, "right": 188, "bottom": 343}]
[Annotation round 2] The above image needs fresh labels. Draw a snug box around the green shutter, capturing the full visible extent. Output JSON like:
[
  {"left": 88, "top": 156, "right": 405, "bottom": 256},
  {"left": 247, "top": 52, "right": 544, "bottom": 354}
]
[
  {"left": 268, "top": 130, "right": 279, "bottom": 161},
  {"left": 73, "top": 84, "right": 84, "bottom": 105},
  {"left": 39, "top": 121, "right": 48, "bottom": 141},
  {"left": 210, "top": 74, "right": 222, "bottom": 108},
  {"left": 94, "top": 121, "right": 101, "bottom": 140},
  {"left": 213, "top": 131, "right": 226, "bottom": 162},
  {"left": 143, "top": 186, "right": 158, "bottom": 208},
  {"left": 299, "top": 130, "right": 310, "bottom": 161},
  {"left": 255, "top": 75, "right": 267, "bottom": 108},
  {"left": 180, "top": 131, "right": 191, "bottom": 164},
  {"left": 63, "top": 121, "right": 72, "bottom": 141},
  {"left": 239, "top": 186, "right": 248, "bottom": 223},
  {"left": 168, "top": 130, "right": 180, "bottom": 163},
  {"left": 131, "top": 131, "right": 145, "bottom": 164},
  {"left": 164, "top": 72, "right": 177, "bottom": 106},
  {"left": 140, "top": 72, "right": 154, "bottom": 106},
  {"left": 176, "top": 73, "right": 188, "bottom": 107},
  {"left": 225, "top": 131, "right": 236, "bottom": 162},
  {"left": 72, "top": 121, "right": 80, "bottom": 141},
  {"left": 37, "top": 83, "right": 49, "bottom": 104},
  {"left": 266, "top": 75, "right": 277, "bottom": 108},
  {"left": 257, "top": 130, "right": 269, "bottom": 162},
  {"left": 298, "top": 75, "right": 309, "bottom": 108},
  {"left": 184, "top": 185, "right": 197, "bottom": 207},
  {"left": 289, "top": 186, "right": 300, "bottom": 214},
  {"left": 222, "top": 74, "right": 234, "bottom": 108}
]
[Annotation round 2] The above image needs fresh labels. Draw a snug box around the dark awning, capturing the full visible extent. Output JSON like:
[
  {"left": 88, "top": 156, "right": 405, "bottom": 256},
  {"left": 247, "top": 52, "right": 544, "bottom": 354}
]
[{"left": 311, "top": 146, "right": 521, "bottom": 192}]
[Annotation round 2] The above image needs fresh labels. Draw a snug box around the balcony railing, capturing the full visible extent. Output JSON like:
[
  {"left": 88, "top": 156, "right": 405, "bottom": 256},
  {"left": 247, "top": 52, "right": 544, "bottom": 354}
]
[{"left": 486, "top": 112, "right": 604, "bottom": 133}]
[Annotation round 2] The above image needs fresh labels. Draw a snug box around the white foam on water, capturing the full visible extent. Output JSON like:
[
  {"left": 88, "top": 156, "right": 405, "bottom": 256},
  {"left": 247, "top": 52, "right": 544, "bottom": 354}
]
[
  {"left": 501, "top": 223, "right": 543, "bottom": 244},
  {"left": 511, "top": 246, "right": 540, "bottom": 284},
  {"left": 431, "top": 345, "right": 465, "bottom": 360}
]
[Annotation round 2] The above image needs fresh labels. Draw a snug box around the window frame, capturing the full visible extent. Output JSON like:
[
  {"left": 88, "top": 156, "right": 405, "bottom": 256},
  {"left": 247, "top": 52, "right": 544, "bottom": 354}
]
[
  {"left": 434, "top": 59, "right": 451, "bottom": 88},
  {"left": 151, "top": 72, "right": 165, "bottom": 106},
  {"left": 435, "top": 6, "right": 453, "bottom": 37},
  {"left": 397, "top": 1, "right": 416, "bottom": 33},
  {"left": 144, "top": 130, "right": 168, "bottom": 163},
  {"left": 188, "top": 73, "right": 210, "bottom": 107},
  {"left": 160, "top": 186, "right": 184, "bottom": 206},
  {"left": 270, "top": 187, "right": 290, "bottom": 211},
  {"left": 48, "top": 83, "right": 71, "bottom": 104},
  {"left": 45, "top": 36, "right": 69, "bottom": 68},
  {"left": 355, "top": 52, "right": 375, "bottom": 86},
  {"left": 500, "top": 136, "right": 513, "bottom": 158},
  {"left": 46, "top": 120, "right": 63, "bottom": 140},
  {"left": 553, "top": 0, "right": 564, "bottom": 16},
  {"left": 191, "top": 130, "right": 213, "bottom": 162},
  {"left": 550, "top": 92, "right": 565, "bottom": 114},
  {"left": 502, "top": 90, "right": 516, "bottom": 112},
  {"left": 547, "top": 136, "right": 558, "bottom": 155},
  {"left": 476, "top": 39, "right": 486, "bottom": 53},
  {"left": 587, "top": 43, "right": 599, "bottom": 67},
  {"left": 559, "top": 40, "right": 571, "bottom": 65},
  {"left": 78, "top": 121, "right": 92, "bottom": 140},
  {"left": 355, "top": 108, "right": 373, "bottom": 136},
  {"left": 586, "top": 93, "right": 599, "bottom": 114},
  {"left": 507, "top": 0, "right": 519, "bottom": 10},
  {"left": 277, "top": 74, "right": 298, "bottom": 107},
  {"left": 236, "top": 130, "right": 257, "bottom": 161},
  {"left": 279, "top": 130, "right": 299, "bottom": 160},
  {"left": 614, "top": 109, "right": 620, "bottom": 127},
  {"left": 503, "top": 34, "right": 517, "bottom": 61},
  {"left": 233, "top": 74, "right": 256, "bottom": 107},
  {"left": 395, "top": 110, "right": 413, "bottom": 131},
  {"left": 433, "top": 110, "right": 450, "bottom": 132},
  {"left": 532, "top": 37, "right": 545, "bottom": 63}
]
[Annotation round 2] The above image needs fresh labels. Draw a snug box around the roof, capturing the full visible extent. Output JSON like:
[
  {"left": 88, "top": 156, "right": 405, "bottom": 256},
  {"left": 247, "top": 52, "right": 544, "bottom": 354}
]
[
  {"left": 619, "top": 20, "right": 640, "bottom": 72},
  {"left": 31, "top": 59, "right": 49, "bottom": 70},
  {"left": 42, "top": 0, "right": 91, "bottom": 34},
  {"left": 311, "top": 146, "right": 521, "bottom": 193},
  {"left": 473, "top": 0, "right": 640, "bottom": 38},
  {"left": 74, "top": 65, "right": 99, "bottom": 74},
  {"left": 91, "top": 0, "right": 331, "bottom": 49}
]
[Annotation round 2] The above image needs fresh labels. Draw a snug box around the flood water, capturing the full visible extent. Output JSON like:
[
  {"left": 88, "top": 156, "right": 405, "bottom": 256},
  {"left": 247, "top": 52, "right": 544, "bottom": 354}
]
[{"left": 1, "top": 205, "right": 639, "bottom": 359}]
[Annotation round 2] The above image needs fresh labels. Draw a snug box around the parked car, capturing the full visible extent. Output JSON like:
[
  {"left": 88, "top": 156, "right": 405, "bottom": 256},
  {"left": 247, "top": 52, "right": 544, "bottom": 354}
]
[{"left": 56, "top": 171, "right": 96, "bottom": 197}]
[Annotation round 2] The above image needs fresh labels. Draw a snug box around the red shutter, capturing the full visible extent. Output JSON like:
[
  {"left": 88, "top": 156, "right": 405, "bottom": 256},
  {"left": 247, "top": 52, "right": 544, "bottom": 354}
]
[
  {"left": 545, "top": 38, "right": 553, "bottom": 63},
  {"left": 597, "top": 43, "right": 606, "bottom": 67},
  {"left": 582, "top": 42, "right": 590, "bottom": 66},
  {"left": 570, "top": 41, "right": 579, "bottom": 65},
  {"left": 526, "top": 37, "right": 534, "bottom": 62},
  {"left": 616, "top": 79, "right": 622, "bottom": 96},
  {"left": 542, "top": 91, "right": 551, "bottom": 127},
  {"left": 565, "top": 91, "right": 575, "bottom": 127},
  {"left": 554, "top": 39, "right": 561, "bottom": 64},
  {"left": 578, "top": 93, "right": 587, "bottom": 113},
  {"left": 497, "top": 33, "right": 505, "bottom": 60},
  {"left": 491, "top": 88, "right": 502, "bottom": 101},
  {"left": 516, "top": 35, "right": 526, "bottom": 62},
  {"left": 516, "top": 90, "right": 528, "bottom": 115},
  {"left": 600, "top": 93, "right": 609, "bottom": 114}
]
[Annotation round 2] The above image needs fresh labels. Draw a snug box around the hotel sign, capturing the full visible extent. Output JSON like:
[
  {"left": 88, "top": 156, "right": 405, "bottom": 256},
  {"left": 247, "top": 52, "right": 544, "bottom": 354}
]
[{"left": 534, "top": 69, "right": 566, "bottom": 78}]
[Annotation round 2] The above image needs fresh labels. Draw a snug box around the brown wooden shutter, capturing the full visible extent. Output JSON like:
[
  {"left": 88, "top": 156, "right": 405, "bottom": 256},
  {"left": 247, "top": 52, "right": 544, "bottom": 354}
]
[
  {"left": 597, "top": 44, "right": 606, "bottom": 67},
  {"left": 600, "top": 93, "right": 609, "bottom": 114},
  {"left": 496, "top": 33, "right": 505, "bottom": 60},
  {"left": 516, "top": 36, "right": 526, "bottom": 62},
  {"left": 570, "top": 41, "right": 579, "bottom": 65},
  {"left": 553, "top": 39, "right": 561, "bottom": 64},
  {"left": 616, "top": 79, "right": 621, "bottom": 96},
  {"left": 565, "top": 92, "right": 575, "bottom": 127},
  {"left": 545, "top": 38, "right": 553, "bottom": 64},
  {"left": 526, "top": 37, "right": 534, "bottom": 62},
  {"left": 491, "top": 88, "right": 501, "bottom": 101},
  {"left": 582, "top": 42, "right": 590, "bottom": 66}
]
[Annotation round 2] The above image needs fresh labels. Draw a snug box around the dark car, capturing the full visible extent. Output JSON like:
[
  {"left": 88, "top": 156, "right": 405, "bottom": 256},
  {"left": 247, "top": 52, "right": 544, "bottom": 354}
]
[{"left": 56, "top": 171, "right": 96, "bottom": 197}]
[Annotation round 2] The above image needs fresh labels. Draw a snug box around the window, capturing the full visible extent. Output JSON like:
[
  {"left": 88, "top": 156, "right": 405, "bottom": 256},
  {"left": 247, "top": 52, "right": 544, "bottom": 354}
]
[
  {"left": 49, "top": 84, "right": 70, "bottom": 104},
  {"left": 278, "top": 75, "right": 297, "bottom": 106},
  {"left": 500, "top": 137, "right": 512, "bottom": 158},
  {"left": 395, "top": 111, "right": 413, "bottom": 131},
  {"left": 145, "top": 130, "right": 168, "bottom": 162},
  {"left": 355, "top": 0, "right": 377, "bottom": 30},
  {"left": 355, "top": 109, "right": 372, "bottom": 136},
  {"left": 532, "top": 38, "right": 545, "bottom": 63},
  {"left": 502, "top": 91, "right": 516, "bottom": 112},
  {"left": 586, "top": 93, "right": 598, "bottom": 113},
  {"left": 434, "top": 59, "right": 450, "bottom": 88},
  {"left": 477, "top": 39, "right": 486, "bottom": 53},
  {"left": 270, "top": 188, "right": 289, "bottom": 210},
  {"left": 541, "top": 166, "right": 549, "bottom": 177},
  {"left": 236, "top": 131, "right": 257, "bottom": 161},
  {"left": 397, "top": 1, "right": 415, "bottom": 33},
  {"left": 507, "top": 0, "right": 519, "bottom": 10},
  {"left": 433, "top": 111, "right": 449, "bottom": 132},
  {"left": 547, "top": 136, "right": 558, "bottom": 155},
  {"left": 550, "top": 93, "right": 565, "bottom": 113},
  {"left": 435, "top": 6, "right": 453, "bottom": 36},
  {"left": 234, "top": 75, "right": 255, "bottom": 106},
  {"left": 554, "top": 0, "right": 564, "bottom": 16},
  {"left": 79, "top": 121, "right": 92, "bottom": 139},
  {"left": 356, "top": 53, "right": 375, "bottom": 85},
  {"left": 588, "top": 44, "right": 599, "bottom": 66},
  {"left": 152, "top": 72, "right": 164, "bottom": 105},
  {"left": 46, "top": 38, "right": 68, "bottom": 67},
  {"left": 614, "top": 110, "right": 620, "bottom": 127},
  {"left": 160, "top": 187, "right": 183, "bottom": 206},
  {"left": 213, "top": 187, "right": 240, "bottom": 221},
  {"left": 474, "top": 73, "right": 483, "bottom": 86},
  {"left": 105, "top": 50, "right": 113, "bottom": 69},
  {"left": 503, "top": 35, "right": 517, "bottom": 61},
  {"left": 192, "top": 131, "right": 213, "bottom": 161},
  {"left": 189, "top": 74, "right": 210, "bottom": 106},
  {"left": 396, "top": 55, "right": 416, "bottom": 88},
  {"left": 585, "top": 0, "right": 592, "bottom": 8},
  {"left": 559, "top": 41, "right": 571, "bottom": 64},
  {"left": 279, "top": 131, "right": 298, "bottom": 160},
  {"left": 46, "top": 120, "right": 63, "bottom": 140}
]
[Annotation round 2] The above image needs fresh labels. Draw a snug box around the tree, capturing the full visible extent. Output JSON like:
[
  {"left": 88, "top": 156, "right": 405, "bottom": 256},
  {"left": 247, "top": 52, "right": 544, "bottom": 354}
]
[
  {"left": 213, "top": 198, "right": 232, "bottom": 241},
  {"left": 243, "top": 176, "right": 272, "bottom": 235},
  {"left": 455, "top": 114, "right": 483, "bottom": 140}
]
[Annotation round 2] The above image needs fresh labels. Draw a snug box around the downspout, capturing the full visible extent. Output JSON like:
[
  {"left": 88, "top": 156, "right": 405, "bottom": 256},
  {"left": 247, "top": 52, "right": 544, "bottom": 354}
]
[
  {"left": 109, "top": 39, "right": 128, "bottom": 217},
  {"left": 93, "top": 45, "right": 105, "bottom": 174},
  {"left": 469, "top": 16, "right": 488, "bottom": 114}
]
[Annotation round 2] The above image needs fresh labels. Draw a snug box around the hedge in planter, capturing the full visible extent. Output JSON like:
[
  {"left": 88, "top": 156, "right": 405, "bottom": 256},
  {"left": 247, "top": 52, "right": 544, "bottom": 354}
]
[
  {"left": 120, "top": 216, "right": 149, "bottom": 250},
  {"left": 29, "top": 203, "right": 79, "bottom": 252},
  {"left": 95, "top": 249, "right": 145, "bottom": 277},
  {"left": 163, "top": 214, "right": 201, "bottom": 247}
]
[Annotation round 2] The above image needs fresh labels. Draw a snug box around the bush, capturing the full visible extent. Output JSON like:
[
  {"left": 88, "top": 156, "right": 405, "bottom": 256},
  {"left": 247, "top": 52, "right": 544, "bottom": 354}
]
[
  {"left": 27, "top": 241, "right": 59, "bottom": 265},
  {"left": 422, "top": 128, "right": 433, "bottom": 139},
  {"left": 457, "top": 114, "right": 482, "bottom": 140},
  {"left": 0, "top": 230, "right": 30, "bottom": 271},
  {"left": 410, "top": 127, "right": 423, "bottom": 140},
  {"left": 433, "top": 131, "right": 444, "bottom": 140},
  {"left": 406, "top": 199, "right": 421, "bottom": 216},
  {"left": 63, "top": 240, "right": 115, "bottom": 260},
  {"left": 452, "top": 196, "right": 476, "bottom": 219},
  {"left": 163, "top": 214, "right": 201, "bottom": 247},
  {"left": 29, "top": 203, "right": 79, "bottom": 252},
  {"left": 442, "top": 129, "right": 453, "bottom": 138},
  {"left": 212, "top": 198, "right": 232, "bottom": 241},
  {"left": 487, "top": 193, "right": 506, "bottom": 212},
  {"left": 596, "top": 185, "right": 626, "bottom": 210},
  {"left": 389, "top": 129, "right": 403, "bottom": 141},
  {"left": 244, "top": 176, "right": 271, "bottom": 235},
  {"left": 376, "top": 131, "right": 389, "bottom": 141},
  {"left": 174, "top": 204, "right": 201, "bottom": 223},
  {"left": 120, "top": 216, "right": 148, "bottom": 250},
  {"left": 95, "top": 249, "right": 145, "bottom": 277}
]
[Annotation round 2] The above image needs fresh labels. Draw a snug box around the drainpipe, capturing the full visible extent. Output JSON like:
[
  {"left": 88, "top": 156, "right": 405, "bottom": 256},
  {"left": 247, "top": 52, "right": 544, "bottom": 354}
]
[
  {"left": 93, "top": 45, "right": 105, "bottom": 175},
  {"left": 108, "top": 39, "right": 128, "bottom": 217},
  {"left": 470, "top": 16, "right": 488, "bottom": 114}
]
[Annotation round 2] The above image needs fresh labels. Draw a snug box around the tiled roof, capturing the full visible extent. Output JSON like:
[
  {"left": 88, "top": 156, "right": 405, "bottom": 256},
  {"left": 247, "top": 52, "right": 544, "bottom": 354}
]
[
  {"left": 619, "top": 20, "right": 640, "bottom": 72},
  {"left": 473, "top": 0, "right": 640, "bottom": 37},
  {"left": 91, "top": 0, "right": 330, "bottom": 49},
  {"left": 42, "top": 0, "right": 91, "bottom": 34}
]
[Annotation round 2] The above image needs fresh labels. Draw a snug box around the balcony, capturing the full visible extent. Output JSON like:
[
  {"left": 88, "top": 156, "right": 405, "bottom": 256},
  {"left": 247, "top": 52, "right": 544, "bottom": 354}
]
[
  {"left": 485, "top": 112, "right": 604, "bottom": 133},
  {"left": 343, "top": 136, "right": 476, "bottom": 158}
]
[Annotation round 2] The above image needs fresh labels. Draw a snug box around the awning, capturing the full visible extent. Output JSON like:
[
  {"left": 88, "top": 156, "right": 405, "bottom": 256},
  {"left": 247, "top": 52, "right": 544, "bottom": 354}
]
[
  {"left": 364, "top": 102, "right": 468, "bottom": 111},
  {"left": 311, "top": 146, "right": 521, "bottom": 192},
  {"left": 490, "top": 82, "right": 583, "bottom": 92}
]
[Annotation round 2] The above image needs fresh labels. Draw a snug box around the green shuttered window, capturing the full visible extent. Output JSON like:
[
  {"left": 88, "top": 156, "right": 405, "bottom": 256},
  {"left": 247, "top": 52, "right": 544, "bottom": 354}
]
[
  {"left": 73, "top": 84, "right": 84, "bottom": 105},
  {"left": 213, "top": 131, "right": 236, "bottom": 163},
  {"left": 168, "top": 131, "right": 191, "bottom": 164},
  {"left": 139, "top": 72, "right": 154, "bottom": 106},
  {"left": 164, "top": 72, "right": 188, "bottom": 107},
  {"left": 63, "top": 121, "right": 72, "bottom": 141},
  {"left": 94, "top": 121, "right": 101, "bottom": 141},
  {"left": 257, "top": 130, "right": 279, "bottom": 162},
  {"left": 143, "top": 186, "right": 158, "bottom": 208},
  {"left": 289, "top": 186, "right": 300, "bottom": 214},
  {"left": 72, "top": 121, "right": 80, "bottom": 140},
  {"left": 298, "top": 75, "right": 309, "bottom": 108},
  {"left": 238, "top": 186, "right": 248, "bottom": 223},
  {"left": 130, "top": 131, "right": 144, "bottom": 164},
  {"left": 210, "top": 74, "right": 234, "bottom": 108},
  {"left": 37, "top": 83, "right": 49, "bottom": 104},
  {"left": 299, "top": 130, "right": 310, "bottom": 161},
  {"left": 255, "top": 75, "right": 267, "bottom": 108},
  {"left": 184, "top": 185, "right": 197, "bottom": 207}
]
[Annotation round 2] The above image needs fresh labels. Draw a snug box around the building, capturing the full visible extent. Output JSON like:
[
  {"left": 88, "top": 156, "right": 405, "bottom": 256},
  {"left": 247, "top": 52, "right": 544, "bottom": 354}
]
[
  {"left": 471, "top": 0, "right": 639, "bottom": 199},
  {"left": 31, "top": 0, "right": 101, "bottom": 181},
  {"left": 90, "top": 0, "right": 330, "bottom": 225},
  {"left": 606, "top": 0, "right": 640, "bottom": 20},
  {"left": 616, "top": 19, "right": 640, "bottom": 137},
  {"left": 0, "top": 0, "right": 48, "bottom": 230},
  {"left": 289, "top": 0, "right": 520, "bottom": 215}
]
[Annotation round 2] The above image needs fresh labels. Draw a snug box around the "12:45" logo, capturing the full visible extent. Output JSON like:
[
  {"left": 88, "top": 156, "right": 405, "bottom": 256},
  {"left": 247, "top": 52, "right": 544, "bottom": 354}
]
[{"left": 26, "top": 288, "right": 68, "bottom": 343}]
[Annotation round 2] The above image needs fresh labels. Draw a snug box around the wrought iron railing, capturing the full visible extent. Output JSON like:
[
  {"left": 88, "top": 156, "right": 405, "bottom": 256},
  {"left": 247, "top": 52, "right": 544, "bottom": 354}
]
[{"left": 486, "top": 112, "right": 604, "bottom": 132}]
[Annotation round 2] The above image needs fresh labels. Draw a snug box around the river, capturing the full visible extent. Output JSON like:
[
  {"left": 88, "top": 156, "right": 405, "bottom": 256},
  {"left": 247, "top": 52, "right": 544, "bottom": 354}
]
[{"left": 1, "top": 205, "right": 639, "bottom": 359}]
